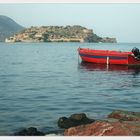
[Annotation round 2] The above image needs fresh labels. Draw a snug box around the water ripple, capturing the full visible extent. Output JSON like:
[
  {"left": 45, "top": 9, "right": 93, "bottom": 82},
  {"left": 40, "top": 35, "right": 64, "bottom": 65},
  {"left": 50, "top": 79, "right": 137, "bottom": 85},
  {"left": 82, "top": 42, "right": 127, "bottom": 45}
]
[{"left": 0, "top": 43, "right": 140, "bottom": 135}]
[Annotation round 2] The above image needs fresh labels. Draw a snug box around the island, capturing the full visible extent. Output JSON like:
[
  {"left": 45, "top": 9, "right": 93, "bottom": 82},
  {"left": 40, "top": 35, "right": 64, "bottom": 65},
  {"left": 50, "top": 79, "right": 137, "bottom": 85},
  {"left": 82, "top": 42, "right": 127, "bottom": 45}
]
[{"left": 5, "top": 25, "right": 117, "bottom": 43}]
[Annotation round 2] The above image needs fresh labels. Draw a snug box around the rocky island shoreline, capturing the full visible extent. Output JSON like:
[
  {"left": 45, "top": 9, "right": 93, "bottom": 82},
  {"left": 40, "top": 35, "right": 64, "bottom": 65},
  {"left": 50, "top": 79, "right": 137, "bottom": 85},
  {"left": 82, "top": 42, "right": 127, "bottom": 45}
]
[
  {"left": 5, "top": 25, "right": 117, "bottom": 43},
  {"left": 13, "top": 110, "right": 140, "bottom": 136}
]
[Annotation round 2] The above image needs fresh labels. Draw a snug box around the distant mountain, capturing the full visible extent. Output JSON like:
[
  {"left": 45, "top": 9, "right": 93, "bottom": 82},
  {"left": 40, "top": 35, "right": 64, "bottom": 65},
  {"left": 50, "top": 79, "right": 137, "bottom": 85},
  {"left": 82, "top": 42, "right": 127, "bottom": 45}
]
[{"left": 0, "top": 15, "right": 25, "bottom": 41}]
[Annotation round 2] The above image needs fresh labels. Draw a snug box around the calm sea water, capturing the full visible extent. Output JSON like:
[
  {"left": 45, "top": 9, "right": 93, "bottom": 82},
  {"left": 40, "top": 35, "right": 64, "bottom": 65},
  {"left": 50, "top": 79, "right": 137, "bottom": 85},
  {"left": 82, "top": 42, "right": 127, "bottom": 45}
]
[{"left": 0, "top": 42, "right": 140, "bottom": 135}]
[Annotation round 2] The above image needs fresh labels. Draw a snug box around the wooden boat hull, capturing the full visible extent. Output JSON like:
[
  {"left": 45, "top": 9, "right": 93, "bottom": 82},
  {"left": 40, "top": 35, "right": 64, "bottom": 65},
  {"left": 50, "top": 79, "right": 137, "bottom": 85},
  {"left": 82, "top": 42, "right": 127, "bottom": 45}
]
[{"left": 78, "top": 48, "right": 140, "bottom": 65}]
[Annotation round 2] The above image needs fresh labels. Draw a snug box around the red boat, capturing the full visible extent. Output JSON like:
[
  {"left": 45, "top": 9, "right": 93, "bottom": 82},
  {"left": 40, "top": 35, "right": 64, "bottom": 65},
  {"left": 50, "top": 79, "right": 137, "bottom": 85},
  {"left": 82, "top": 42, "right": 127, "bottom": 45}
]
[{"left": 78, "top": 47, "right": 140, "bottom": 65}]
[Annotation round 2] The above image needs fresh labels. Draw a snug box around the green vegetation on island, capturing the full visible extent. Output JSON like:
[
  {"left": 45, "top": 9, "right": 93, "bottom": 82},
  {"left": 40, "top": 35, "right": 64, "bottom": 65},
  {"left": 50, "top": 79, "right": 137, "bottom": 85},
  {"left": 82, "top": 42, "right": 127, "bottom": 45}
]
[{"left": 5, "top": 25, "right": 117, "bottom": 43}]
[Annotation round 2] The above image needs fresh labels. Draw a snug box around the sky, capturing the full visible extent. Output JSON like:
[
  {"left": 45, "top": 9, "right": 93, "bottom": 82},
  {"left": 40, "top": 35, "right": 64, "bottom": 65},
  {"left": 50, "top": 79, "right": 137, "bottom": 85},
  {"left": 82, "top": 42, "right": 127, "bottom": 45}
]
[{"left": 0, "top": 3, "right": 140, "bottom": 43}]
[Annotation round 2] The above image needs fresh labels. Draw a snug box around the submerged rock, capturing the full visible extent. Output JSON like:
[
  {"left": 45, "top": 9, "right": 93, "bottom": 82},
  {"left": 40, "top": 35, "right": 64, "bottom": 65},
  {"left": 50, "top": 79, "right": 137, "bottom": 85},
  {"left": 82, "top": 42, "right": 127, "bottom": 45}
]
[
  {"left": 58, "top": 113, "right": 95, "bottom": 129},
  {"left": 14, "top": 127, "right": 45, "bottom": 136},
  {"left": 64, "top": 120, "right": 140, "bottom": 136},
  {"left": 108, "top": 110, "right": 140, "bottom": 121}
]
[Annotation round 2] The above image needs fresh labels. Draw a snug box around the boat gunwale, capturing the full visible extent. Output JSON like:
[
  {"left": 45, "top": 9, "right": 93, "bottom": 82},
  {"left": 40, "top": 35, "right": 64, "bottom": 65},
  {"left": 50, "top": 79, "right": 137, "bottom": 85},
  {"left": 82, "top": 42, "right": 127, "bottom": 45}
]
[{"left": 78, "top": 48, "right": 132, "bottom": 56}]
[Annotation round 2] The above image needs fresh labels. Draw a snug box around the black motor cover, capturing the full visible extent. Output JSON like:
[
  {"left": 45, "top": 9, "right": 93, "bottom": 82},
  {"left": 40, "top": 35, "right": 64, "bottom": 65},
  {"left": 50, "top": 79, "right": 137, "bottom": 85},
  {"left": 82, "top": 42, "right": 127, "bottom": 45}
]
[{"left": 132, "top": 47, "right": 140, "bottom": 59}]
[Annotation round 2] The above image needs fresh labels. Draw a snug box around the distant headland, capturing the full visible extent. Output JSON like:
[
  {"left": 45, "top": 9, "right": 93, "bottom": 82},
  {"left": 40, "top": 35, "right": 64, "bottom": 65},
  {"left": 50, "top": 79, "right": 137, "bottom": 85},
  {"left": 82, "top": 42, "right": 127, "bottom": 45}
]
[
  {"left": 0, "top": 15, "right": 117, "bottom": 43},
  {"left": 0, "top": 15, "right": 24, "bottom": 42}
]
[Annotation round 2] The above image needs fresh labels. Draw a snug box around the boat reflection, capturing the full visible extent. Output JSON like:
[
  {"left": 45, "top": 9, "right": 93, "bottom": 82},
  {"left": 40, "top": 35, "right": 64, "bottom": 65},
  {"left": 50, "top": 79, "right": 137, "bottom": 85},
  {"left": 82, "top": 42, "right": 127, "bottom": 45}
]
[{"left": 79, "top": 61, "right": 140, "bottom": 74}]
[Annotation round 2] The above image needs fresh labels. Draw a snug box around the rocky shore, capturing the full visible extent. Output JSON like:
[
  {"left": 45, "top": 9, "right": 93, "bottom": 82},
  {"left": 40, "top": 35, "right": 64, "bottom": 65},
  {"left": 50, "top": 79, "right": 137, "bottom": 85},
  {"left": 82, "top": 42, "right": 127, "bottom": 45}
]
[{"left": 13, "top": 110, "right": 140, "bottom": 136}]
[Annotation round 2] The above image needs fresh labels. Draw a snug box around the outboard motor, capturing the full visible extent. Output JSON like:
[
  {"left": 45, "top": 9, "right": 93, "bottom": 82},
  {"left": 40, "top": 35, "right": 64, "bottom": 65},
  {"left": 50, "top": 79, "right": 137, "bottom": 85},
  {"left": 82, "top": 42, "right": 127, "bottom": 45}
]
[{"left": 132, "top": 47, "right": 140, "bottom": 60}]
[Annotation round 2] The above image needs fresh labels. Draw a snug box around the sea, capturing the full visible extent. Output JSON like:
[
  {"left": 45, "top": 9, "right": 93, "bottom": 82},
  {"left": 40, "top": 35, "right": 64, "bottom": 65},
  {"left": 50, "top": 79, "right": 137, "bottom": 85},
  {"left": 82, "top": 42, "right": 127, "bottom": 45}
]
[{"left": 0, "top": 42, "right": 140, "bottom": 135}]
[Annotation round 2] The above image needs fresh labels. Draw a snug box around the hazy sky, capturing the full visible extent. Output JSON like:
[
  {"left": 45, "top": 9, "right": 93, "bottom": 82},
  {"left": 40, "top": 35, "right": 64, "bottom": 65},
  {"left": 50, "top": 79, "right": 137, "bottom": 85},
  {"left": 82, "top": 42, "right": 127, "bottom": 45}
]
[{"left": 0, "top": 3, "right": 140, "bottom": 43}]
